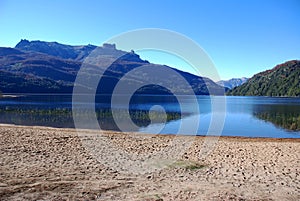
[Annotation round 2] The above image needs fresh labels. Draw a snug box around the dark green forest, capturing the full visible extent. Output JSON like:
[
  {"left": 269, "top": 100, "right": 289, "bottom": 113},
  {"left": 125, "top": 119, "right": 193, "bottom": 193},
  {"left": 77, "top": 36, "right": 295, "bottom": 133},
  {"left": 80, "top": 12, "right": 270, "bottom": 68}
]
[{"left": 227, "top": 60, "right": 300, "bottom": 97}]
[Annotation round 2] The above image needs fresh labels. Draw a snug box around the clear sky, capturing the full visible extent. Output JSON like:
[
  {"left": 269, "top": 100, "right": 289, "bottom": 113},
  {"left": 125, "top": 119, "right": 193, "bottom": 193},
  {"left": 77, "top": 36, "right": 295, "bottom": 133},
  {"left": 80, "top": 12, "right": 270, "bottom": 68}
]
[{"left": 0, "top": 0, "right": 299, "bottom": 81}]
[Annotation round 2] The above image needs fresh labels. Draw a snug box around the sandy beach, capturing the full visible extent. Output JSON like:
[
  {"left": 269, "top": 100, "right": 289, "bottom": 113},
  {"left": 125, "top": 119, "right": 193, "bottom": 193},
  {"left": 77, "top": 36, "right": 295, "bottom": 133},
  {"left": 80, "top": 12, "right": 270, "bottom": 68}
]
[{"left": 0, "top": 124, "right": 299, "bottom": 201}]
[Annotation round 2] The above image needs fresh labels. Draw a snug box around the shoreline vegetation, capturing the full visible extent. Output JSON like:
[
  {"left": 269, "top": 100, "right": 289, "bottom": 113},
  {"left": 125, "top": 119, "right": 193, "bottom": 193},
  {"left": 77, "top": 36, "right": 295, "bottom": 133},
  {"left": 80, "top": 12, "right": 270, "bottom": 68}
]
[{"left": 0, "top": 124, "right": 299, "bottom": 200}]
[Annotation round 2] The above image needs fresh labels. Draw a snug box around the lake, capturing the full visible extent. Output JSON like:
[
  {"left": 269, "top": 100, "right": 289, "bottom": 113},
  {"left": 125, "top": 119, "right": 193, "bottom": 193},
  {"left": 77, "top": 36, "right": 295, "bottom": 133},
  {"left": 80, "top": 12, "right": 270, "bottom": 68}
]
[{"left": 0, "top": 94, "right": 299, "bottom": 138}]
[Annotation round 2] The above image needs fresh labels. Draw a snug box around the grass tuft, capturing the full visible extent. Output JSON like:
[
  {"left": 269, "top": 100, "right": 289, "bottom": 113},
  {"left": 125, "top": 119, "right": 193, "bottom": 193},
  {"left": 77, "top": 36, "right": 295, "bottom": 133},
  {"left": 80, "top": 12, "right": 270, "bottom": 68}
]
[{"left": 169, "top": 160, "right": 207, "bottom": 170}]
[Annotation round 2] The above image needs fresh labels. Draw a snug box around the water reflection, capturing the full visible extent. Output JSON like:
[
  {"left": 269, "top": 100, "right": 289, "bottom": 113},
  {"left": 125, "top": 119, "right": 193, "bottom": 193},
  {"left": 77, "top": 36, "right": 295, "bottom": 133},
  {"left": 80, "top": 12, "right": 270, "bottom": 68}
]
[
  {"left": 0, "top": 107, "right": 182, "bottom": 131},
  {"left": 253, "top": 104, "right": 300, "bottom": 131},
  {"left": 0, "top": 95, "right": 300, "bottom": 138}
]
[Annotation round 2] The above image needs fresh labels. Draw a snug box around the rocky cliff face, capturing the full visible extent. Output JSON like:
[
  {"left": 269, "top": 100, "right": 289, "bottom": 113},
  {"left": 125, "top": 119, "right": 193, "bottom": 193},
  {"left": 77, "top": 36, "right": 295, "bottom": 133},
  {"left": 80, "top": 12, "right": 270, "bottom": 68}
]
[{"left": 15, "top": 39, "right": 97, "bottom": 61}]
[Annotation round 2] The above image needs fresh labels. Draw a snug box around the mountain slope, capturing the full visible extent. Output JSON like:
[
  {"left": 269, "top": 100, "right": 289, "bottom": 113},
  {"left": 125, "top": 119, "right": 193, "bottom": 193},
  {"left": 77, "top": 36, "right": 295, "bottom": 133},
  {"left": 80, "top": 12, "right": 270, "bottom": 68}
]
[
  {"left": 217, "top": 77, "right": 248, "bottom": 89},
  {"left": 0, "top": 40, "right": 225, "bottom": 95},
  {"left": 16, "top": 39, "right": 98, "bottom": 61},
  {"left": 227, "top": 60, "right": 300, "bottom": 97}
]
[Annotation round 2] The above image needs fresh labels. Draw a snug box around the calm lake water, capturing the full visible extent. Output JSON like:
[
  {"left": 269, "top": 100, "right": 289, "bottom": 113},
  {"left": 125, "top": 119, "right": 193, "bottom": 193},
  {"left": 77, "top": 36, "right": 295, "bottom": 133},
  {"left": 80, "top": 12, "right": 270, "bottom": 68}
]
[{"left": 0, "top": 94, "right": 299, "bottom": 138}]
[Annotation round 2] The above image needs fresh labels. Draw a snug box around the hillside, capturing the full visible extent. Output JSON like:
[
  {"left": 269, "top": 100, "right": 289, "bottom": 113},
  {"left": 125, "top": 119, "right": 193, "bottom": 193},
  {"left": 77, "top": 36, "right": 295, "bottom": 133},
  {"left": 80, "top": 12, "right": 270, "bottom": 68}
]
[
  {"left": 0, "top": 40, "right": 225, "bottom": 95},
  {"left": 217, "top": 77, "right": 248, "bottom": 89},
  {"left": 15, "top": 39, "right": 97, "bottom": 61},
  {"left": 227, "top": 60, "right": 300, "bottom": 97}
]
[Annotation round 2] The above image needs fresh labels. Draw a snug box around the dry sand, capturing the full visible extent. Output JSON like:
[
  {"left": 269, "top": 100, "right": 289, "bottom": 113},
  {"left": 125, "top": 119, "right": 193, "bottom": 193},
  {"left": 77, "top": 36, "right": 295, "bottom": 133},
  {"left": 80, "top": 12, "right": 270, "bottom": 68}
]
[{"left": 0, "top": 124, "right": 299, "bottom": 201}]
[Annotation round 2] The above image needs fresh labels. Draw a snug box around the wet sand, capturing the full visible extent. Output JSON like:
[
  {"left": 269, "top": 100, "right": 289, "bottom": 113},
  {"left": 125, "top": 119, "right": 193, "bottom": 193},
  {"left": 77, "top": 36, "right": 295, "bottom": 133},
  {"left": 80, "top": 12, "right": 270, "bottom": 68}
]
[{"left": 0, "top": 124, "right": 299, "bottom": 200}]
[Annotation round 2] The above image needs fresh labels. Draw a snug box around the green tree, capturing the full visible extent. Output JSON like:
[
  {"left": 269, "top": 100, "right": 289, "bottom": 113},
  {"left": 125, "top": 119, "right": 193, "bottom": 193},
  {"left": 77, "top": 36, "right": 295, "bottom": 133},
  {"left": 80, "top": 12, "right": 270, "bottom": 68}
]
[{"left": 227, "top": 60, "right": 300, "bottom": 97}]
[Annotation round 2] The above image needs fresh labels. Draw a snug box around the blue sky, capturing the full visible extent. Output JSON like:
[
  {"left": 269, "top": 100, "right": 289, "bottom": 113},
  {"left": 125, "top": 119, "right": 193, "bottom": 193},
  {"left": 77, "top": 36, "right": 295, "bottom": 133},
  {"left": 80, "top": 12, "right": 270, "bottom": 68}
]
[{"left": 0, "top": 0, "right": 299, "bottom": 81}]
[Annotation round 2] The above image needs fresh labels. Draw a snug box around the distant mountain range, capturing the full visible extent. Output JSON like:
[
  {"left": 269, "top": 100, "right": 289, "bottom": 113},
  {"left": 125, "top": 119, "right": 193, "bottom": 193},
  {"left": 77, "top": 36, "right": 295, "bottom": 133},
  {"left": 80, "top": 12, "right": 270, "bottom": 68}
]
[
  {"left": 1, "top": 40, "right": 299, "bottom": 97},
  {"left": 217, "top": 77, "right": 248, "bottom": 89},
  {"left": 0, "top": 40, "right": 224, "bottom": 95},
  {"left": 227, "top": 60, "right": 300, "bottom": 97}
]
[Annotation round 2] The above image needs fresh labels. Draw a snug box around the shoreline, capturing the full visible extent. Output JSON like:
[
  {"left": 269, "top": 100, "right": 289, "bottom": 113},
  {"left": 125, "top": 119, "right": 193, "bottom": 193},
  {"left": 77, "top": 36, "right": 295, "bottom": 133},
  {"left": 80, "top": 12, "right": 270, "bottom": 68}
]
[
  {"left": 1, "top": 92, "right": 300, "bottom": 97},
  {"left": 0, "top": 123, "right": 299, "bottom": 200},
  {"left": 1, "top": 123, "right": 300, "bottom": 142}
]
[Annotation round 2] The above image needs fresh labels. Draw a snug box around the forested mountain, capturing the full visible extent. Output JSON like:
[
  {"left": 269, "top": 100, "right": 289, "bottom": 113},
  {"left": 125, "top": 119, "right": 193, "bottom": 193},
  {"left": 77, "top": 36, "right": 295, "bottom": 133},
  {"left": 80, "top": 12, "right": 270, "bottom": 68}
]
[
  {"left": 0, "top": 40, "right": 225, "bottom": 95},
  {"left": 227, "top": 60, "right": 300, "bottom": 97}
]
